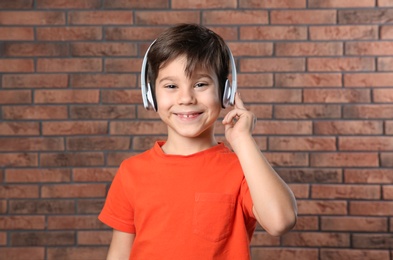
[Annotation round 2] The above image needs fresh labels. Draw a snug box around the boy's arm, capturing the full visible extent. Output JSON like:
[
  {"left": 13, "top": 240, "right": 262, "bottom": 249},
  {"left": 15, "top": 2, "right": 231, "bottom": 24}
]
[
  {"left": 107, "top": 229, "right": 135, "bottom": 260},
  {"left": 223, "top": 93, "right": 297, "bottom": 237}
]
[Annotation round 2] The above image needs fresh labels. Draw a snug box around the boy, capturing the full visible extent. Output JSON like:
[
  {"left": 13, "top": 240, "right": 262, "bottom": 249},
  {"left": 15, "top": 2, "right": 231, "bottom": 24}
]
[{"left": 99, "top": 23, "right": 297, "bottom": 259}]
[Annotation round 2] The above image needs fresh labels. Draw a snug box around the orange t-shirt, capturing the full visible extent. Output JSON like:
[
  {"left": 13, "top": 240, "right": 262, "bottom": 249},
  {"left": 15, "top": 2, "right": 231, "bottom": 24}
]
[{"left": 99, "top": 141, "right": 256, "bottom": 259}]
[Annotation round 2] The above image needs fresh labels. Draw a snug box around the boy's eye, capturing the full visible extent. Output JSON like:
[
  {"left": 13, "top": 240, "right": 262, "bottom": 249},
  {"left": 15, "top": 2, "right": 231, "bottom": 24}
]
[
  {"left": 165, "top": 84, "right": 176, "bottom": 89},
  {"left": 195, "top": 83, "right": 207, "bottom": 88}
]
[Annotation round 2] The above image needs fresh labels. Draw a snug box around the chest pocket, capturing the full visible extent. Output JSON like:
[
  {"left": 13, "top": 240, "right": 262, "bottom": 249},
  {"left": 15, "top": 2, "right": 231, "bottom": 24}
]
[{"left": 192, "top": 193, "right": 236, "bottom": 242}]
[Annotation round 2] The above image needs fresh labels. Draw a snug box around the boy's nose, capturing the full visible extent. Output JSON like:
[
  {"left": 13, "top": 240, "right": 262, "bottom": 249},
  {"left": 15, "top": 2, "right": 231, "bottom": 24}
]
[{"left": 177, "top": 88, "right": 196, "bottom": 105}]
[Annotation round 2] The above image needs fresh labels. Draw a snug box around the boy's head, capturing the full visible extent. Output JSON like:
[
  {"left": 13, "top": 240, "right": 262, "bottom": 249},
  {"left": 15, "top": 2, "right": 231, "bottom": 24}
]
[{"left": 143, "top": 23, "right": 233, "bottom": 110}]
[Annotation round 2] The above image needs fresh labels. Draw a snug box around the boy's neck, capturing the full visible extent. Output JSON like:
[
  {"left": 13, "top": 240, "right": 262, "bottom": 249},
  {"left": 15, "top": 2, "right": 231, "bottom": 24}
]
[{"left": 161, "top": 135, "right": 218, "bottom": 155}]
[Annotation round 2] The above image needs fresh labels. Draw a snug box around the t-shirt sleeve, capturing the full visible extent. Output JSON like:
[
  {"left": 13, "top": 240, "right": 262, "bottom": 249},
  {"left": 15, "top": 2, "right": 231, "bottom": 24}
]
[{"left": 98, "top": 163, "right": 136, "bottom": 233}]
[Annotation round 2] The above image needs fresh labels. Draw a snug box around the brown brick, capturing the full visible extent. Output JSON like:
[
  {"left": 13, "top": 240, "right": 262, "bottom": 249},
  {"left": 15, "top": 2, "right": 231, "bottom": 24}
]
[
  {"left": 312, "top": 184, "right": 380, "bottom": 199},
  {"left": 0, "top": 137, "right": 64, "bottom": 152},
  {"left": 0, "top": 27, "right": 34, "bottom": 40},
  {"left": 239, "top": 0, "right": 306, "bottom": 8},
  {"left": 77, "top": 199, "right": 105, "bottom": 214},
  {"left": 71, "top": 73, "right": 136, "bottom": 88},
  {"left": 105, "top": 58, "right": 141, "bottom": 72},
  {"left": 3, "top": 43, "right": 68, "bottom": 57},
  {"left": 0, "top": 11, "right": 65, "bottom": 25},
  {"left": 293, "top": 216, "right": 319, "bottom": 231},
  {"left": 270, "top": 137, "right": 336, "bottom": 151},
  {"left": 263, "top": 152, "right": 308, "bottom": 167},
  {"left": 101, "top": 89, "right": 142, "bottom": 104},
  {"left": 106, "top": 151, "right": 140, "bottom": 167},
  {"left": 9, "top": 199, "right": 75, "bottom": 214},
  {"left": 237, "top": 74, "right": 273, "bottom": 87},
  {"left": 69, "top": 11, "right": 133, "bottom": 25},
  {"left": 278, "top": 168, "right": 342, "bottom": 183},
  {"left": 35, "top": 89, "right": 99, "bottom": 104},
  {"left": 228, "top": 42, "right": 273, "bottom": 56},
  {"left": 3, "top": 74, "right": 68, "bottom": 88},
  {"left": 132, "top": 136, "right": 166, "bottom": 151},
  {"left": 386, "top": 121, "right": 393, "bottom": 134},
  {"left": 208, "top": 26, "right": 238, "bottom": 41},
  {"left": 135, "top": 11, "right": 200, "bottom": 25},
  {"left": 381, "top": 25, "right": 393, "bottom": 39},
  {"left": 340, "top": 137, "right": 393, "bottom": 151},
  {"left": 275, "top": 73, "right": 342, "bottom": 87},
  {"left": 246, "top": 105, "right": 273, "bottom": 119},
  {"left": 379, "top": 0, "right": 393, "bottom": 6},
  {"left": 374, "top": 89, "right": 393, "bottom": 102},
  {"left": 37, "top": 58, "right": 102, "bottom": 72},
  {"left": 42, "top": 121, "right": 107, "bottom": 135},
  {"left": 311, "top": 152, "right": 378, "bottom": 167},
  {"left": 310, "top": 25, "right": 378, "bottom": 40},
  {"left": 350, "top": 201, "right": 393, "bottom": 216},
  {"left": 0, "top": 200, "right": 6, "bottom": 214},
  {"left": 0, "top": 216, "right": 45, "bottom": 230},
  {"left": 0, "top": 90, "right": 31, "bottom": 104},
  {"left": 11, "top": 231, "right": 75, "bottom": 246},
  {"left": 2, "top": 105, "right": 68, "bottom": 120},
  {"left": 0, "top": 248, "right": 45, "bottom": 260},
  {"left": 309, "top": 0, "right": 375, "bottom": 7},
  {"left": 5, "top": 168, "right": 71, "bottom": 183},
  {"left": 66, "top": 136, "right": 130, "bottom": 151},
  {"left": 343, "top": 105, "right": 393, "bottom": 119},
  {"left": 345, "top": 169, "right": 393, "bottom": 184},
  {"left": 378, "top": 57, "right": 393, "bottom": 71},
  {"left": 339, "top": 9, "right": 393, "bottom": 24},
  {"left": 36, "top": 27, "right": 102, "bottom": 41},
  {"left": 308, "top": 57, "right": 375, "bottom": 72},
  {"left": 298, "top": 200, "right": 348, "bottom": 215},
  {"left": 241, "top": 58, "right": 305, "bottom": 72},
  {"left": 289, "top": 184, "right": 309, "bottom": 198},
  {"left": 110, "top": 121, "right": 167, "bottom": 135},
  {"left": 70, "top": 105, "right": 135, "bottom": 119},
  {"left": 282, "top": 232, "right": 350, "bottom": 247},
  {"left": 314, "top": 120, "right": 383, "bottom": 135},
  {"left": 36, "top": 0, "right": 101, "bottom": 8},
  {"left": 352, "top": 234, "right": 393, "bottom": 249},
  {"left": 103, "top": 0, "right": 168, "bottom": 8},
  {"left": 0, "top": 122, "right": 40, "bottom": 136},
  {"left": 78, "top": 230, "right": 112, "bottom": 245},
  {"left": 47, "top": 247, "right": 108, "bottom": 260},
  {"left": 304, "top": 89, "right": 370, "bottom": 103},
  {"left": 381, "top": 153, "right": 393, "bottom": 167},
  {"left": 250, "top": 232, "right": 280, "bottom": 246},
  {"left": 0, "top": 0, "right": 33, "bottom": 8},
  {"left": 40, "top": 152, "right": 104, "bottom": 167},
  {"left": 271, "top": 10, "right": 336, "bottom": 24},
  {"left": 276, "top": 42, "right": 342, "bottom": 56},
  {"left": 0, "top": 59, "right": 34, "bottom": 72},
  {"left": 0, "top": 185, "right": 39, "bottom": 198},
  {"left": 41, "top": 184, "right": 107, "bottom": 199},
  {"left": 48, "top": 216, "right": 105, "bottom": 230},
  {"left": 172, "top": 0, "right": 236, "bottom": 8},
  {"left": 252, "top": 121, "right": 311, "bottom": 135},
  {"left": 203, "top": 10, "right": 267, "bottom": 25},
  {"left": 73, "top": 168, "right": 116, "bottom": 182},
  {"left": 105, "top": 27, "right": 165, "bottom": 41},
  {"left": 0, "top": 153, "right": 38, "bottom": 167},
  {"left": 321, "top": 249, "right": 390, "bottom": 260},
  {"left": 240, "top": 26, "right": 307, "bottom": 40},
  {"left": 251, "top": 248, "right": 318, "bottom": 260},
  {"left": 275, "top": 105, "right": 341, "bottom": 119},
  {"left": 71, "top": 42, "right": 137, "bottom": 57},
  {"left": 383, "top": 186, "right": 393, "bottom": 199},
  {"left": 346, "top": 42, "right": 393, "bottom": 55}
]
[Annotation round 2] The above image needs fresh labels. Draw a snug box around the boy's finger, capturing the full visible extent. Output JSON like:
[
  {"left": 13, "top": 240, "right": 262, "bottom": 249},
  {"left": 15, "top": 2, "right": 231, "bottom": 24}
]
[{"left": 234, "top": 92, "right": 245, "bottom": 109}]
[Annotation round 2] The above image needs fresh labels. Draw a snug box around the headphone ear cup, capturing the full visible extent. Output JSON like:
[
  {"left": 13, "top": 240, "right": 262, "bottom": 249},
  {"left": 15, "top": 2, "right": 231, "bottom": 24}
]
[
  {"left": 222, "top": 79, "right": 231, "bottom": 108},
  {"left": 146, "top": 83, "right": 156, "bottom": 111}
]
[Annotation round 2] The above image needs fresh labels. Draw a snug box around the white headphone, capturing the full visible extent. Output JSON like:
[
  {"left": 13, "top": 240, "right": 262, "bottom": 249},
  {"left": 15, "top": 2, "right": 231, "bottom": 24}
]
[{"left": 140, "top": 40, "right": 237, "bottom": 111}]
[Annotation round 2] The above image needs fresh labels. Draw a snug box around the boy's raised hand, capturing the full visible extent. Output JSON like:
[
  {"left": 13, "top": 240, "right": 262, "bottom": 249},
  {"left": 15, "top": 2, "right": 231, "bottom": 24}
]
[{"left": 222, "top": 92, "right": 257, "bottom": 148}]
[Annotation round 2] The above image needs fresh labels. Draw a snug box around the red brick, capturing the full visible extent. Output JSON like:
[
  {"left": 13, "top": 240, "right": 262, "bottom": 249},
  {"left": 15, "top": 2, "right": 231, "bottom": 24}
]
[
  {"left": 314, "top": 120, "right": 383, "bottom": 135},
  {"left": 5, "top": 168, "right": 71, "bottom": 183},
  {"left": 73, "top": 168, "right": 116, "bottom": 182},
  {"left": 383, "top": 186, "right": 393, "bottom": 199},
  {"left": 270, "top": 137, "right": 336, "bottom": 151},
  {"left": 0, "top": 137, "right": 64, "bottom": 151},
  {"left": 135, "top": 11, "right": 200, "bottom": 25},
  {"left": 263, "top": 152, "right": 309, "bottom": 167},
  {"left": 0, "top": 216, "right": 45, "bottom": 230},
  {"left": 103, "top": 0, "right": 168, "bottom": 8},
  {"left": 250, "top": 232, "right": 280, "bottom": 246},
  {"left": 0, "top": 11, "right": 65, "bottom": 25},
  {"left": 35, "top": 89, "right": 99, "bottom": 104},
  {"left": 241, "top": 58, "right": 305, "bottom": 72},
  {"left": 0, "top": 27, "right": 34, "bottom": 40},
  {"left": 48, "top": 216, "right": 105, "bottom": 229},
  {"left": 374, "top": 89, "right": 393, "bottom": 102},
  {"left": 343, "top": 105, "right": 393, "bottom": 119},
  {"left": 282, "top": 232, "right": 350, "bottom": 247},
  {"left": 381, "top": 25, "right": 393, "bottom": 39},
  {"left": 0, "top": 248, "right": 45, "bottom": 260},
  {"left": 246, "top": 105, "right": 273, "bottom": 119},
  {"left": 386, "top": 121, "right": 393, "bottom": 134},
  {"left": 0, "top": 200, "right": 6, "bottom": 214},
  {"left": 239, "top": 0, "right": 306, "bottom": 8},
  {"left": 304, "top": 89, "right": 370, "bottom": 103},
  {"left": 310, "top": 25, "right": 378, "bottom": 40},
  {"left": 312, "top": 184, "right": 381, "bottom": 199},
  {"left": 110, "top": 121, "right": 167, "bottom": 135},
  {"left": 78, "top": 230, "right": 112, "bottom": 245},
  {"left": 40, "top": 152, "right": 104, "bottom": 167},
  {"left": 0, "top": 153, "right": 38, "bottom": 167},
  {"left": 379, "top": 0, "right": 393, "bottom": 6},
  {"left": 0, "top": 185, "right": 39, "bottom": 198},
  {"left": 37, "top": 58, "right": 102, "bottom": 72},
  {"left": 289, "top": 184, "right": 309, "bottom": 198},
  {"left": 309, "top": 0, "right": 375, "bottom": 7},
  {"left": 0, "top": 0, "right": 33, "bottom": 8},
  {"left": 292, "top": 216, "right": 319, "bottom": 231},
  {"left": 350, "top": 201, "right": 393, "bottom": 216},
  {"left": 381, "top": 153, "right": 393, "bottom": 167},
  {"left": 41, "top": 184, "right": 106, "bottom": 198},
  {"left": 11, "top": 231, "right": 75, "bottom": 246},
  {"left": 77, "top": 199, "right": 105, "bottom": 214},
  {"left": 237, "top": 74, "right": 273, "bottom": 87},
  {"left": 47, "top": 247, "right": 108, "bottom": 260},
  {"left": 0, "top": 59, "right": 34, "bottom": 72},
  {"left": 0, "top": 90, "right": 31, "bottom": 104},
  {"left": 346, "top": 42, "right": 393, "bottom": 55},
  {"left": 251, "top": 248, "right": 318, "bottom": 260},
  {"left": 271, "top": 10, "right": 336, "bottom": 24},
  {"left": 275, "top": 73, "right": 342, "bottom": 87},
  {"left": 42, "top": 121, "right": 107, "bottom": 135},
  {"left": 278, "top": 168, "right": 342, "bottom": 183},
  {"left": 208, "top": 26, "right": 238, "bottom": 41},
  {"left": 321, "top": 249, "right": 390, "bottom": 260},
  {"left": 339, "top": 9, "right": 393, "bottom": 24},
  {"left": 36, "top": 27, "right": 102, "bottom": 41},
  {"left": 276, "top": 42, "right": 342, "bottom": 56},
  {"left": 101, "top": 89, "right": 142, "bottom": 104},
  {"left": 352, "top": 234, "right": 393, "bottom": 249},
  {"left": 203, "top": 10, "right": 268, "bottom": 25},
  {"left": 240, "top": 26, "right": 307, "bottom": 40},
  {"left": 345, "top": 169, "right": 393, "bottom": 184},
  {"left": 228, "top": 42, "right": 273, "bottom": 56},
  {"left": 3, "top": 43, "right": 68, "bottom": 57},
  {"left": 2, "top": 105, "right": 68, "bottom": 120},
  {"left": 250, "top": 121, "right": 312, "bottom": 135},
  {"left": 105, "top": 27, "right": 165, "bottom": 41},
  {"left": 70, "top": 73, "right": 135, "bottom": 88},
  {"left": 298, "top": 200, "right": 348, "bottom": 215},
  {"left": 105, "top": 58, "right": 141, "bottom": 72},
  {"left": 69, "top": 11, "right": 133, "bottom": 25},
  {"left": 0, "top": 122, "right": 40, "bottom": 136},
  {"left": 66, "top": 136, "right": 130, "bottom": 150},
  {"left": 2, "top": 74, "right": 68, "bottom": 88},
  {"left": 378, "top": 57, "right": 393, "bottom": 71},
  {"left": 70, "top": 105, "right": 135, "bottom": 119},
  {"left": 71, "top": 42, "right": 137, "bottom": 57},
  {"left": 132, "top": 136, "right": 166, "bottom": 150},
  {"left": 340, "top": 137, "right": 393, "bottom": 151},
  {"left": 9, "top": 200, "right": 75, "bottom": 214},
  {"left": 36, "top": 0, "right": 101, "bottom": 8},
  {"left": 311, "top": 152, "right": 379, "bottom": 167},
  {"left": 308, "top": 57, "right": 375, "bottom": 72},
  {"left": 172, "top": 0, "right": 236, "bottom": 8},
  {"left": 275, "top": 105, "right": 341, "bottom": 119}
]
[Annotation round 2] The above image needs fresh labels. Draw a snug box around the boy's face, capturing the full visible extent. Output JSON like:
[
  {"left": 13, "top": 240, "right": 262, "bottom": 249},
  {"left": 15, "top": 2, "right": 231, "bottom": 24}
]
[{"left": 155, "top": 55, "right": 222, "bottom": 140}]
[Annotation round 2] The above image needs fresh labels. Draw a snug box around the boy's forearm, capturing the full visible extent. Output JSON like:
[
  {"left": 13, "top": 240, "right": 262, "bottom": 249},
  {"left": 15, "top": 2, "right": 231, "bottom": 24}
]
[{"left": 231, "top": 136, "right": 297, "bottom": 236}]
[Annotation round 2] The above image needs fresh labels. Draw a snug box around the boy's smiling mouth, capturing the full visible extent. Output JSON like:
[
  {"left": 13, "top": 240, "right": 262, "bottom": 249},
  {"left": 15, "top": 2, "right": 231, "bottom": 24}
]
[{"left": 174, "top": 112, "right": 203, "bottom": 119}]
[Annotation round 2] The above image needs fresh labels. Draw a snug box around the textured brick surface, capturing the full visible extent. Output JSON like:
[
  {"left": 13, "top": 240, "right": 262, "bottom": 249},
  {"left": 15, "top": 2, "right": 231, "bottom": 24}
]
[{"left": 0, "top": 1, "right": 392, "bottom": 259}]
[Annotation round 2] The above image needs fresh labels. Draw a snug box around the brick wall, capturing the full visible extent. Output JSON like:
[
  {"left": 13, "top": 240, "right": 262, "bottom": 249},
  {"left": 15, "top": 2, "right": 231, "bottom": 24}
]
[{"left": 0, "top": 0, "right": 392, "bottom": 259}]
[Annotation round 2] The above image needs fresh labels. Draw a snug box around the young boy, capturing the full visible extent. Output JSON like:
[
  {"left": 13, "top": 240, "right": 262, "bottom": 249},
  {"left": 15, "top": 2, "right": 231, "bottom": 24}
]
[{"left": 99, "top": 23, "right": 297, "bottom": 259}]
